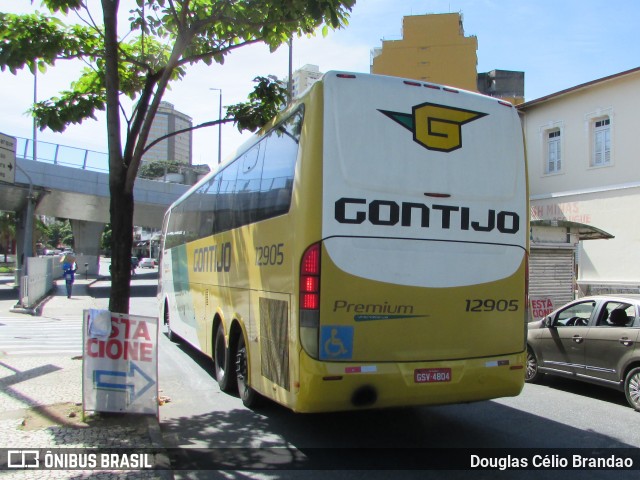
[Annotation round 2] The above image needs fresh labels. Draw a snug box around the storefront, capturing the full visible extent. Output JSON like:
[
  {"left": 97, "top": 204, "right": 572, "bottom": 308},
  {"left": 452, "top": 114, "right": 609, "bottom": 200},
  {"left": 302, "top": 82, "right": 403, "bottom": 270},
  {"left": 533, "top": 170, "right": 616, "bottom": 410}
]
[{"left": 529, "top": 219, "right": 613, "bottom": 319}]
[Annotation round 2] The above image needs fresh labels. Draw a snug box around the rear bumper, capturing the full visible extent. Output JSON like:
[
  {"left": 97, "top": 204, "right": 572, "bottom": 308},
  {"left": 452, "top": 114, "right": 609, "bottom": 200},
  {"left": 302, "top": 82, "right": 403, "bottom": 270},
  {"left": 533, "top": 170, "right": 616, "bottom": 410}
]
[{"left": 293, "top": 351, "right": 526, "bottom": 413}]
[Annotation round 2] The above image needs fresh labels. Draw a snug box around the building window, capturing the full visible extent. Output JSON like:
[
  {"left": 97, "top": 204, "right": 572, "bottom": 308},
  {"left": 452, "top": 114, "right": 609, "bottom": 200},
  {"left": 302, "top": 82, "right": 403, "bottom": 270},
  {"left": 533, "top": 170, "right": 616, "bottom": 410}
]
[
  {"left": 592, "top": 117, "right": 611, "bottom": 166},
  {"left": 546, "top": 129, "right": 561, "bottom": 174}
]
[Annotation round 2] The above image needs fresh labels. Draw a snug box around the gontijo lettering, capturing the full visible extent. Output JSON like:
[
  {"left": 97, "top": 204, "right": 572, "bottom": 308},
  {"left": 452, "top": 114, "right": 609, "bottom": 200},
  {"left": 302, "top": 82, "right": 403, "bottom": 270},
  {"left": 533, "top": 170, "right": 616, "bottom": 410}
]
[
  {"left": 193, "top": 241, "right": 232, "bottom": 273},
  {"left": 335, "top": 197, "right": 520, "bottom": 234}
]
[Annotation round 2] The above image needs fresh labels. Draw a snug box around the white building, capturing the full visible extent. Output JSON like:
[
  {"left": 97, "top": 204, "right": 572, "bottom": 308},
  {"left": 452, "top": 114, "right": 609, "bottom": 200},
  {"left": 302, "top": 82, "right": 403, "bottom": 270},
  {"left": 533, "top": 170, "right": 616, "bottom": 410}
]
[
  {"left": 291, "top": 64, "right": 323, "bottom": 98},
  {"left": 144, "top": 101, "right": 193, "bottom": 165},
  {"left": 519, "top": 67, "right": 640, "bottom": 301}
]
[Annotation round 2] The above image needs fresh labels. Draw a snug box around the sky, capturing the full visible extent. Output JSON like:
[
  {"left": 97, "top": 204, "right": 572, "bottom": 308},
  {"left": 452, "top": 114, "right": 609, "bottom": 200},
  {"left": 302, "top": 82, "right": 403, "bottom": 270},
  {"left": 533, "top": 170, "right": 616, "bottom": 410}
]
[{"left": 1, "top": 0, "right": 639, "bottom": 168}]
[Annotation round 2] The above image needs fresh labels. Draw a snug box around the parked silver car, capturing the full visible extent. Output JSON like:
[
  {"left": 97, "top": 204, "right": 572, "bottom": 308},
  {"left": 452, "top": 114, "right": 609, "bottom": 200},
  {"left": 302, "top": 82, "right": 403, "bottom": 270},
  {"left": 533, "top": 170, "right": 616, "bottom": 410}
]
[
  {"left": 138, "top": 257, "right": 156, "bottom": 268},
  {"left": 526, "top": 295, "right": 640, "bottom": 411}
]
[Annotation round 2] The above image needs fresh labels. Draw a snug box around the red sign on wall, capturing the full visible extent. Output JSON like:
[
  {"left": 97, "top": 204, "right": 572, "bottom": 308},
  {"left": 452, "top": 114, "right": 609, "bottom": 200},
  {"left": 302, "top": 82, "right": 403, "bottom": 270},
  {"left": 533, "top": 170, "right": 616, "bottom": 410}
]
[{"left": 530, "top": 297, "right": 555, "bottom": 320}]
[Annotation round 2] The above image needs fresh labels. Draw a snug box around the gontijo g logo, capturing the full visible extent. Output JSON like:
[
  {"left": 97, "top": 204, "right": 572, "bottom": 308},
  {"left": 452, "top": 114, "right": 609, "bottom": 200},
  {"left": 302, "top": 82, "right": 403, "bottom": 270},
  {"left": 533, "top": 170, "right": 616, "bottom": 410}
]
[{"left": 379, "top": 103, "right": 487, "bottom": 152}]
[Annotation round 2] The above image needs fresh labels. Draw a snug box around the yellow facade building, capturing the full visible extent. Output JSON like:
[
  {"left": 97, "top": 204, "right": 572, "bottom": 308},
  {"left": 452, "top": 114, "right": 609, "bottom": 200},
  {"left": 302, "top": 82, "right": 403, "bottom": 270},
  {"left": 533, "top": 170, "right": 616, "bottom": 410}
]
[{"left": 371, "top": 13, "right": 478, "bottom": 91}]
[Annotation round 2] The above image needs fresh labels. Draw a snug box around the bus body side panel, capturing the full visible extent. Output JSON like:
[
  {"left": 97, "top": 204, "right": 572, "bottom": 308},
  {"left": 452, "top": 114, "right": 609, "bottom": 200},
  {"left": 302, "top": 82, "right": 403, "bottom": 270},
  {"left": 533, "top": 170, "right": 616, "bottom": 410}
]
[
  {"left": 277, "top": 83, "right": 325, "bottom": 407},
  {"left": 244, "top": 218, "right": 296, "bottom": 406},
  {"left": 158, "top": 90, "right": 324, "bottom": 410},
  {"left": 248, "top": 84, "right": 325, "bottom": 408}
]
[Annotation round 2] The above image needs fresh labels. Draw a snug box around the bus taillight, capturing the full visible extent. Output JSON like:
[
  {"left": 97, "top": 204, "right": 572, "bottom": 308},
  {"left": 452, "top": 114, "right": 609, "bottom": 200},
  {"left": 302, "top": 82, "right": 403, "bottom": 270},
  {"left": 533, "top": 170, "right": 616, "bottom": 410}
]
[
  {"left": 300, "top": 243, "right": 321, "bottom": 310},
  {"left": 300, "top": 243, "right": 321, "bottom": 358},
  {"left": 301, "top": 277, "right": 320, "bottom": 309}
]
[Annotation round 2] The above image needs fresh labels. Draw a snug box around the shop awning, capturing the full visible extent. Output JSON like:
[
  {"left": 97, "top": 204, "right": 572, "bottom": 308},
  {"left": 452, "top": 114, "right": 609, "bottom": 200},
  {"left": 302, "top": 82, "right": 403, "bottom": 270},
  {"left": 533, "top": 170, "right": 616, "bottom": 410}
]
[{"left": 531, "top": 220, "right": 614, "bottom": 240}]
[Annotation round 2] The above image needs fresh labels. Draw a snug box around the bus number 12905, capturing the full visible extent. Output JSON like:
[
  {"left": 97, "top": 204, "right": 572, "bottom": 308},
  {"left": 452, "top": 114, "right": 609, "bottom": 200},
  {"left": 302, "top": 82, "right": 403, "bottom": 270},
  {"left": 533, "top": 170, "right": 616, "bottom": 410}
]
[
  {"left": 255, "top": 243, "right": 285, "bottom": 267},
  {"left": 465, "top": 299, "right": 519, "bottom": 312}
]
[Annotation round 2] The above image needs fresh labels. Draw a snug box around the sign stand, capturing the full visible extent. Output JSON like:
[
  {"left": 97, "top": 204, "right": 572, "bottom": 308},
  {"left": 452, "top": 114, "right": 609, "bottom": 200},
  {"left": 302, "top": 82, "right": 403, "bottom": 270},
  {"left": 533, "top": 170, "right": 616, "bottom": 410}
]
[
  {"left": 82, "top": 309, "right": 159, "bottom": 417},
  {"left": 0, "top": 133, "right": 16, "bottom": 184}
]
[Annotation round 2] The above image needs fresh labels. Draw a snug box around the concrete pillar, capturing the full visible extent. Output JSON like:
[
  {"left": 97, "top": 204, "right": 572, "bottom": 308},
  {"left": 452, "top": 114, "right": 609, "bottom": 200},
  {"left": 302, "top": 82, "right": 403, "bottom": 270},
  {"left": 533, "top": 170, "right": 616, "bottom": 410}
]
[
  {"left": 71, "top": 219, "right": 105, "bottom": 275},
  {"left": 14, "top": 207, "right": 27, "bottom": 285}
]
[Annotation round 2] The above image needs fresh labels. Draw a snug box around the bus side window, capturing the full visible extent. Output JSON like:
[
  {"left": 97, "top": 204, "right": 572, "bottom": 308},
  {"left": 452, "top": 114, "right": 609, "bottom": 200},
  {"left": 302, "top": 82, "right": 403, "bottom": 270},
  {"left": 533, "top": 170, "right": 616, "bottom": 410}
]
[
  {"left": 198, "top": 176, "right": 218, "bottom": 238},
  {"left": 235, "top": 142, "right": 265, "bottom": 227},
  {"left": 166, "top": 202, "right": 185, "bottom": 248},
  {"left": 259, "top": 112, "right": 301, "bottom": 219},
  {"left": 213, "top": 161, "right": 239, "bottom": 234}
]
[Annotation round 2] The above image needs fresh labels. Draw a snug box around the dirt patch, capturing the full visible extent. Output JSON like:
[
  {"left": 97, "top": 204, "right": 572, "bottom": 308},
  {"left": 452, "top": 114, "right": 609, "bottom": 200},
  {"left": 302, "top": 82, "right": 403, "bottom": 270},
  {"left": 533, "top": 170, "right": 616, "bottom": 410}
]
[
  {"left": 19, "top": 402, "right": 88, "bottom": 430},
  {"left": 19, "top": 403, "right": 145, "bottom": 431}
]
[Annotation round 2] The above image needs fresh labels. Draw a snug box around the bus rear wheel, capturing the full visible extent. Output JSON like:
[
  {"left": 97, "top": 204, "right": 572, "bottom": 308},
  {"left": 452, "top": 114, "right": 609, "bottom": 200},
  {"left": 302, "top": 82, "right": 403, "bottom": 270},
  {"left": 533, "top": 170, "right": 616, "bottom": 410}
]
[
  {"left": 214, "top": 323, "right": 234, "bottom": 392},
  {"left": 236, "top": 334, "right": 261, "bottom": 408},
  {"left": 165, "top": 304, "right": 177, "bottom": 342}
]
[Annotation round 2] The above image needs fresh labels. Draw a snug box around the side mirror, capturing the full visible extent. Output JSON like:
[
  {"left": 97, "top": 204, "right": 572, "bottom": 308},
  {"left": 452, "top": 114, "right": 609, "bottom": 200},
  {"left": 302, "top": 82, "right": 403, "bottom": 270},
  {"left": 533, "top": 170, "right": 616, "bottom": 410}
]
[{"left": 544, "top": 316, "right": 554, "bottom": 328}]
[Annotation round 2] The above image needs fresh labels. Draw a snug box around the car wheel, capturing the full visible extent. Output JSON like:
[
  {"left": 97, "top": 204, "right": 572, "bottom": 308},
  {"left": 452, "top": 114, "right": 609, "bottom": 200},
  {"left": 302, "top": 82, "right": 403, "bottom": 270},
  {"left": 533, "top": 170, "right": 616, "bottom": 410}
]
[
  {"left": 624, "top": 367, "right": 640, "bottom": 411},
  {"left": 236, "top": 334, "right": 261, "bottom": 409},
  {"left": 214, "top": 323, "right": 234, "bottom": 392},
  {"left": 525, "top": 347, "right": 544, "bottom": 383}
]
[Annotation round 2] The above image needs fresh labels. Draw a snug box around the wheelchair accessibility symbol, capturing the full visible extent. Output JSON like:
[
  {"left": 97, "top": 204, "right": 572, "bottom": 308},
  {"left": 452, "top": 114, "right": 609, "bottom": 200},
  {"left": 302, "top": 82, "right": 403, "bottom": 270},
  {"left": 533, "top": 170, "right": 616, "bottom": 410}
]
[{"left": 320, "top": 326, "right": 354, "bottom": 360}]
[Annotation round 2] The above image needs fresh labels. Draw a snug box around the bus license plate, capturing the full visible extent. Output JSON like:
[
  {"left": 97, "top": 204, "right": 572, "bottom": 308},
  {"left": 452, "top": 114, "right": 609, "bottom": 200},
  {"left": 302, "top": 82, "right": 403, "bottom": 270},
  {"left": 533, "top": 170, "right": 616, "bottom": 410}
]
[{"left": 414, "top": 368, "right": 451, "bottom": 383}]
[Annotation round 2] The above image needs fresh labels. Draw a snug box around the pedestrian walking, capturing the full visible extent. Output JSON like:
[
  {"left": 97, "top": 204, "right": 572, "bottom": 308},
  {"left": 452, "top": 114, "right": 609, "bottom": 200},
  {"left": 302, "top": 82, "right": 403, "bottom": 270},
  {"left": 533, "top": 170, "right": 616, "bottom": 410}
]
[{"left": 63, "top": 261, "right": 78, "bottom": 298}]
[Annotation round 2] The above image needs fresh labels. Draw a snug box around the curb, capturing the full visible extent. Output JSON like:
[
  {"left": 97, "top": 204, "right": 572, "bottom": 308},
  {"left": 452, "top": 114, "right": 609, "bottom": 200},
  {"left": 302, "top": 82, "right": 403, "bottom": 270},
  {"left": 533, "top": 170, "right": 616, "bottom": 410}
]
[
  {"left": 8, "top": 286, "right": 55, "bottom": 315},
  {"left": 146, "top": 416, "right": 174, "bottom": 478}
]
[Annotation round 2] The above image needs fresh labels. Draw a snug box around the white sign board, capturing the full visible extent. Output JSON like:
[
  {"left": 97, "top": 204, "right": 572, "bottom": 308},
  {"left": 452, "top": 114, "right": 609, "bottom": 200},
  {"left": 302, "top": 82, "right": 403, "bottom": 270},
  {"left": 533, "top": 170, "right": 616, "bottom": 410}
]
[
  {"left": 82, "top": 309, "right": 158, "bottom": 416},
  {"left": 0, "top": 132, "right": 16, "bottom": 184}
]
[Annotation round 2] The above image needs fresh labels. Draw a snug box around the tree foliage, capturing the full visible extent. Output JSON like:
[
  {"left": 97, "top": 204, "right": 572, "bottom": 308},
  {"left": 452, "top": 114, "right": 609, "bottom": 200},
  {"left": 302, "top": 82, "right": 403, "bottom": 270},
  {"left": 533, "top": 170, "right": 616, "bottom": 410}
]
[
  {"left": 45, "top": 219, "right": 74, "bottom": 249},
  {"left": 0, "top": 0, "right": 355, "bottom": 313},
  {"left": 0, "top": 212, "right": 16, "bottom": 262}
]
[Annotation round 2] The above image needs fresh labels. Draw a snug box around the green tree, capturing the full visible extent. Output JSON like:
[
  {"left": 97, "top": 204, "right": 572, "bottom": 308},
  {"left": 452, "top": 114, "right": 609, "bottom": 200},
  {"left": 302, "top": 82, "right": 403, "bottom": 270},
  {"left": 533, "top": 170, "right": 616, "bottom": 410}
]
[
  {"left": 101, "top": 223, "right": 112, "bottom": 255},
  {"left": 47, "top": 220, "right": 74, "bottom": 250},
  {"left": 0, "top": 0, "right": 354, "bottom": 313},
  {"left": 0, "top": 212, "right": 16, "bottom": 263},
  {"left": 34, "top": 217, "right": 50, "bottom": 252},
  {"left": 137, "top": 160, "right": 181, "bottom": 180}
]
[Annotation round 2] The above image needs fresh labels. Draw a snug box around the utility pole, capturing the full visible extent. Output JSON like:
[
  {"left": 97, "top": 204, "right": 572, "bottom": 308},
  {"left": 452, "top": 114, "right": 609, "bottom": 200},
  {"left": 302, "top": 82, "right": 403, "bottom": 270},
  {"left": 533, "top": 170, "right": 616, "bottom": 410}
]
[{"left": 210, "top": 88, "right": 223, "bottom": 164}]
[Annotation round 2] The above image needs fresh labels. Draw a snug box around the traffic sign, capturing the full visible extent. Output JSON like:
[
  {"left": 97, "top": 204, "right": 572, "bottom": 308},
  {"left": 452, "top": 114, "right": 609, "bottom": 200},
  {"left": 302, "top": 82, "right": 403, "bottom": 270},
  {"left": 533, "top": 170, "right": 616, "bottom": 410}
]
[
  {"left": 82, "top": 309, "right": 158, "bottom": 416},
  {"left": 0, "top": 132, "right": 16, "bottom": 184}
]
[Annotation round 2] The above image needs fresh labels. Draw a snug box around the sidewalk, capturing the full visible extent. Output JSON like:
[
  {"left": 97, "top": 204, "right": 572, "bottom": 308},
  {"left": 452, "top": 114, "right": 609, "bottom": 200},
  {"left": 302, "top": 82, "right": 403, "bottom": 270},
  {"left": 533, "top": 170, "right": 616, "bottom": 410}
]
[{"left": 0, "top": 276, "right": 169, "bottom": 479}]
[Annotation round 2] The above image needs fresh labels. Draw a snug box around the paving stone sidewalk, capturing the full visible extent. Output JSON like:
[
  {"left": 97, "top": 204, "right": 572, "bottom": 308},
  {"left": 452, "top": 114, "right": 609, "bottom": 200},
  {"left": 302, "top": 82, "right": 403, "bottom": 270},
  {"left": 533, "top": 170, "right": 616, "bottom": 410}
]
[{"left": 0, "top": 277, "right": 170, "bottom": 479}]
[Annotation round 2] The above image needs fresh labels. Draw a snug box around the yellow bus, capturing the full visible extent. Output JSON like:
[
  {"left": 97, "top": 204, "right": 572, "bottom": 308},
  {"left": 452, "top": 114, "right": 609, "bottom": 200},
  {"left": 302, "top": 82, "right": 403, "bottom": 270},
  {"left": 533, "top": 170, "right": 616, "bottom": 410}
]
[{"left": 158, "top": 72, "right": 528, "bottom": 413}]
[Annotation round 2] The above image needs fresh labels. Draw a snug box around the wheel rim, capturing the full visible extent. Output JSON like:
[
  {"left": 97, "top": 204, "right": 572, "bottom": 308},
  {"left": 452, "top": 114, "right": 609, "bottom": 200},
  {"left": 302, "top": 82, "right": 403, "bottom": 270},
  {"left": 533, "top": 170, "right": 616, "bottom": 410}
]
[
  {"left": 628, "top": 371, "right": 640, "bottom": 408},
  {"left": 237, "top": 342, "right": 248, "bottom": 396},
  {"left": 526, "top": 350, "right": 537, "bottom": 381},
  {"left": 164, "top": 306, "right": 171, "bottom": 336}
]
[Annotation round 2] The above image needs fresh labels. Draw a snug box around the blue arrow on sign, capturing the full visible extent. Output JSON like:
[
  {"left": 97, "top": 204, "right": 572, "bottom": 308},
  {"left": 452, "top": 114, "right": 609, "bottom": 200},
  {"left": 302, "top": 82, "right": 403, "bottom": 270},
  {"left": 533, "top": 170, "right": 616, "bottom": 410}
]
[{"left": 94, "top": 363, "right": 155, "bottom": 402}]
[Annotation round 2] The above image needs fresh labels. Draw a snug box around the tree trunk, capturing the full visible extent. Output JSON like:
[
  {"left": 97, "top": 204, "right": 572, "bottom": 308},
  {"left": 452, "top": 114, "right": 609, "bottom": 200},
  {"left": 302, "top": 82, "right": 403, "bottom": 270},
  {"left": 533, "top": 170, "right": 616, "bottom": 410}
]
[
  {"left": 108, "top": 177, "right": 133, "bottom": 314},
  {"left": 102, "top": 0, "right": 131, "bottom": 314}
]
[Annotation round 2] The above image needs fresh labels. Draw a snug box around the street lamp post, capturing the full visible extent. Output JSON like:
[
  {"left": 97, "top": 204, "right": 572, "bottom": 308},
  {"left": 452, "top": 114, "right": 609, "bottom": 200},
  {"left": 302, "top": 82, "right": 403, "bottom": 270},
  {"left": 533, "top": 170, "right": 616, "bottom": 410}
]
[{"left": 210, "top": 88, "right": 222, "bottom": 165}]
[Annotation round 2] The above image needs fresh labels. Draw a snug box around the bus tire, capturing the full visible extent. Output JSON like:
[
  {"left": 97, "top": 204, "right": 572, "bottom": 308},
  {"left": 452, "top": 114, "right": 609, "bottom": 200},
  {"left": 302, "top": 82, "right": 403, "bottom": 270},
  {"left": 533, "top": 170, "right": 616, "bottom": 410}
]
[
  {"left": 164, "top": 304, "right": 178, "bottom": 342},
  {"left": 236, "top": 334, "right": 261, "bottom": 409},
  {"left": 214, "top": 323, "right": 235, "bottom": 392}
]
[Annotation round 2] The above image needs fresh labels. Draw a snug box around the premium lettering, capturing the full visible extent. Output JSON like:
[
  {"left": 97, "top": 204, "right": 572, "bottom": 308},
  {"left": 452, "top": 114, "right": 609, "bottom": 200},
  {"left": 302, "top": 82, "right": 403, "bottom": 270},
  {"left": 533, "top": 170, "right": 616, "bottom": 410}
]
[
  {"left": 335, "top": 197, "right": 519, "bottom": 234},
  {"left": 333, "top": 300, "right": 414, "bottom": 315}
]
